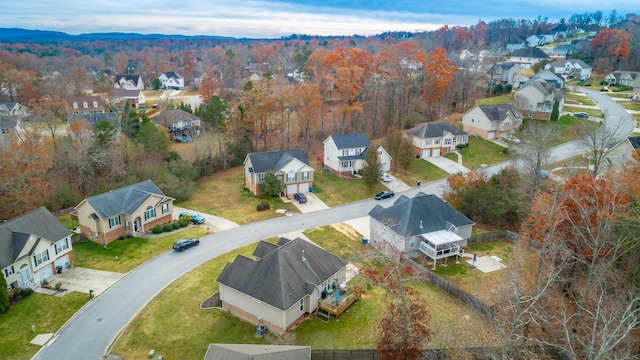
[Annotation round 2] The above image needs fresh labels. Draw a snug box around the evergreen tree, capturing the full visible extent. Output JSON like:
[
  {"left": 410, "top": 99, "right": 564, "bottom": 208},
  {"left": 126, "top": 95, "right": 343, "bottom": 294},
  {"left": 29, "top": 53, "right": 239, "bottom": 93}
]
[
  {"left": 362, "top": 146, "right": 382, "bottom": 189},
  {"left": 120, "top": 102, "right": 141, "bottom": 139},
  {"left": 259, "top": 172, "right": 282, "bottom": 197},
  {"left": 550, "top": 100, "right": 559, "bottom": 121},
  {"left": 0, "top": 273, "right": 9, "bottom": 314}
]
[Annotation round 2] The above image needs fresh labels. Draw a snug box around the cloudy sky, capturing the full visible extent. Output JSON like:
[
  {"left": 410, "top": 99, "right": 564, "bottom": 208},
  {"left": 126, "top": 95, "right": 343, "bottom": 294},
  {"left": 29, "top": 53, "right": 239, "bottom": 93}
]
[{"left": 3, "top": 1, "right": 637, "bottom": 38}]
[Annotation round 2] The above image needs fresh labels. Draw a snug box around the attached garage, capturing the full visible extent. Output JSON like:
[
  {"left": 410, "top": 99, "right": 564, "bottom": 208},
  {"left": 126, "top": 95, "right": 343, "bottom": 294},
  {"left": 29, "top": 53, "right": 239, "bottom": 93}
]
[
  {"left": 488, "top": 132, "right": 495, "bottom": 140},
  {"left": 286, "top": 184, "right": 297, "bottom": 196},
  {"left": 431, "top": 148, "right": 441, "bottom": 157},
  {"left": 36, "top": 265, "right": 54, "bottom": 281},
  {"left": 298, "top": 183, "right": 310, "bottom": 193},
  {"left": 55, "top": 254, "right": 70, "bottom": 269}
]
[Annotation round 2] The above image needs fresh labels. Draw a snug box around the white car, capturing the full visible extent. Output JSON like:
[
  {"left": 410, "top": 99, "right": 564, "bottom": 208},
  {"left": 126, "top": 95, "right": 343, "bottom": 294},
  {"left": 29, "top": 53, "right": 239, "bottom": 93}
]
[{"left": 381, "top": 173, "right": 391, "bottom": 182}]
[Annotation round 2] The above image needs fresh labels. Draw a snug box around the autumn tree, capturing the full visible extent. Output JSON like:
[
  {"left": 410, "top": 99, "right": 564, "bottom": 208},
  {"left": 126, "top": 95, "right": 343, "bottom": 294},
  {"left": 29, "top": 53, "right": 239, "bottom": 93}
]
[
  {"left": 362, "top": 247, "right": 431, "bottom": 360},
  {"left": 384, "top": 129, "right": 414, "bottom": 172},
  {"left": 579, "top": 121, "right": 623, "bottom": 177},
  {"left": 198, "top": 95, "right": 229, "bottom": 168},
  {"left": 292, "top": 82, "right": 321, "bottom": 151},
  {"left": 421, "top": 46, "right": 457, "bottom": 120}
]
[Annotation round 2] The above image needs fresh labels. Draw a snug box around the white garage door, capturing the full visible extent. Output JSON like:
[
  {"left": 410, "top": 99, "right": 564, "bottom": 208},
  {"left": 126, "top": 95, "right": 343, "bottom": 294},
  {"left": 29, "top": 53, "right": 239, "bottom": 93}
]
[
  {"left": 488, "top": 132, "right": 495, "bottom": 140},
  {"left": 298, "top": 183, "right": 310, "bottom": 193},
  {"left": 431, "top": 148, "right": 441, "bottom": 157},
  {"left": 55, "top": 254, "right": 70, "bottom": 269},
  {"left": 37, "top": 265, "right": 53, "bottom": 281},
  {"left": 286, "top": 184, "right": 297, "bottom": 196}
]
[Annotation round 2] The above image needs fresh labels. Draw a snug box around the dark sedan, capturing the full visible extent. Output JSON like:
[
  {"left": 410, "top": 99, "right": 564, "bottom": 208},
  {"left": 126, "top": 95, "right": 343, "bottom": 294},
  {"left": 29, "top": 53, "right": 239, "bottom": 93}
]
[
  {"left": 293, "top": 193, "right": 307, "bottom": 203},
  {"left": 172, "top": 238, "right": 200, "bottom": 252},
  {"left": 375, "top": 191, "right": 395, "bottom": 200}
]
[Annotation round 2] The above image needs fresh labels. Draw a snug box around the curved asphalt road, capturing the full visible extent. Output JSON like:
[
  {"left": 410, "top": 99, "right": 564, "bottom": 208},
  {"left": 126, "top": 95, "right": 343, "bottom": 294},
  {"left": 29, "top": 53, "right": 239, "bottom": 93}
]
[{"left": 33, "top": 91, "right": 634, "bottom": 360}]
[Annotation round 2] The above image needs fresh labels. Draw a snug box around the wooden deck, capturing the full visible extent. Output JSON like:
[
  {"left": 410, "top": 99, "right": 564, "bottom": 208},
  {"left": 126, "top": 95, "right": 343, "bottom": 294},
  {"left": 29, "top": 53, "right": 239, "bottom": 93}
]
[{"left": 317, "top": 292, "right": 360, "bottom": 317}]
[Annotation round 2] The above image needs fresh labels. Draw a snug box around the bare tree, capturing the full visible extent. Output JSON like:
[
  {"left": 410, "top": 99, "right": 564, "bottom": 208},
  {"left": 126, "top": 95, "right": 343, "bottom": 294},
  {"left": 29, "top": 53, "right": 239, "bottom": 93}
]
[
  {"left": 579, "top": 118, "right": 625, "bottom": 178},
  {"left": 514, "top": 121, "right": 558, "bottom": 192}
]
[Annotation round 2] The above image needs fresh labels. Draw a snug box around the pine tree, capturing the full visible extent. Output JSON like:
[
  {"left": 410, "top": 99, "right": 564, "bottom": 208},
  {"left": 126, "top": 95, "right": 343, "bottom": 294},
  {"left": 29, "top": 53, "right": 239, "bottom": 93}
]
[
  {"left": 362, "top": 146, "right": 382, "bottom": 189},
  {"left": 0, "top": 274, "right": 10, "bottom": 314}
]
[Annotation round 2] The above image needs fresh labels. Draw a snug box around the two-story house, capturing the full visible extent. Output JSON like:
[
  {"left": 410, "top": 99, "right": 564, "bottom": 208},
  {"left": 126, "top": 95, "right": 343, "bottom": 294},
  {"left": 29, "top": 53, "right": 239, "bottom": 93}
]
[
  {"left": 1, "top": 207, "right": 73, "bottom": 292},
  {"left": 109, "top": 89, "right": 146, "bottom": 109},
  {"left": 462, "top": 104, "right": 523, "bottom": 140},
  {"left": 65, "top": 96, "right": 106, "bottom": 115},
  {"left": 73, "top": 180, "right": 174, "bottom": 245},
  {"left": 486, "top": 62, "right": 523, "bottom": 88},
  {"left": 604, "top": 70, "right": 640, "bottom": 92},
  {"left": 508, "top": 47, "right": 550, "bottom": 69},
  {"left": 515, "top": 78, "right": 564, "bottom": 120},
  {"left": 322, "top": 133, "right": 392, "bottom": 176},
  {"left": 546, "top": 59, "right": 592, "bottom": 80},
  {"left": 114, "top": 75, "right": 144, "bottom": 90},
  {"left": 244, "top": 149, "right": 314, "bottom": 197},
  {"left": 407, "top": 122, "right": 469, "bottom": 158},
  {"left": 158, "top": 72, "right": 185, "bottom": 89},
  {"left": 152, "top": 109, "right": 201, "bottom": 142}
]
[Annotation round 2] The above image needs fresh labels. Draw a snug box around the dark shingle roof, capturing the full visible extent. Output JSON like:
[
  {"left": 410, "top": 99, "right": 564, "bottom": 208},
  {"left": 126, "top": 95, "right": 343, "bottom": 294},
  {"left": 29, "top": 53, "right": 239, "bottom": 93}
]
[
  {"left": 162, "top": 71, "right": 182, "bottom": 79},
  {"left": 152, "top": 109, "right": 199, "bottom": 127},
  {"left": 487, "top": 62, "right": 517, "bottom": 74},
  {"left": 0, "top": 207, "right": 71, "bottom": 268},
  {"left": 628, "top": 136, "right": 640, "bottom": 149},
  {"left": 68, "top": 112, "right": 120, "bottom": 130},
  {"left": 410, "top": 122, "right": 468, "bottom": 139},
  {"left": 81, "top": 179, "right": 170, "bottom": 219},
  {"left": 204, "top": 344, "right": 311, "bottom": 360},
  {"left": 115, "top": 74, "right": 141, "bottom": 83},
  {"left": 329, "top": 133, "right": 370, "bottom": 149},
  {"left": 478, "top": 104, "right": 522, "bottom": 121},
  {"left": 217, "top": 237, "right": 346, "bottom": 311},
  {"left": 512, "top": 47, "right": 549, "bottom": 59},
  {"left": 369, "top": 192, "right": 474, "bottom": 237},
  {"left": 0, "top": 114, "right": 18, "bottom": 128},
  {"left": 246, "top": 149, "right": 309, "bottom": 174}
]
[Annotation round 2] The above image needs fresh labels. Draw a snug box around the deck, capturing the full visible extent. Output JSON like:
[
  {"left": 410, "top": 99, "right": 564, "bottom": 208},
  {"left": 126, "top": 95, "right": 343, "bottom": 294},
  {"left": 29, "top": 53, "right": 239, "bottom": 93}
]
[{"left": 318, "top": 291, "right": 360, "bottom": 317}]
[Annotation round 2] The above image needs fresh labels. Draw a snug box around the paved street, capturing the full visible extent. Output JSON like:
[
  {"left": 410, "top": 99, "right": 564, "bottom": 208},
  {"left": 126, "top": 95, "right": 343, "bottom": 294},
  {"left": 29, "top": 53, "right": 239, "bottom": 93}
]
[{"left": 33, "top": 91, "right": 635, "bottom": 360}]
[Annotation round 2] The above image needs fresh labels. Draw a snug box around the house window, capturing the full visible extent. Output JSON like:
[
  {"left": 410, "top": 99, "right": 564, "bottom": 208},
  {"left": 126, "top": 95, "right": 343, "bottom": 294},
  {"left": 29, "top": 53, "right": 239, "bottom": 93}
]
[
  {"left": 93, "top": 101, "right": 98, "bottom": 107},
  {"left": 342, "top": 149, "right": 348, "bottom": 156},
  {"left": 287, "top": 171, "right": 296, "bottom": 182},
  {"left": 302, "top": 171, "right": 310, "bottom": 180},
  {"left": 54, "top": 239, "right": 69, "bottom": 254},
  {"left": 257, "top": 173, "right": 265, "bottom": 182},
  {"left": 355, "top": 148, "right": 362, "bottom": 155},
  {"left": 73, "top": 102, "right": 78, "bottom": 109},
  {"left": 299, "top": 298, "right": 304, "bottom": 312},
  {"left": 444, "top": 138, "right": 451, "bottom": 145},
  {"left": 435, "top": 138, "right": 440, "bottom": 145},
  {"left": 410, "top": 238, "right": 415, "bottom": 248},
  {"left": 471, "top": 118, "right": 475, "bottom": 123},
  {"left": 109, "top": 216, "right": 121, "bottom": 228},
  {"left": 341, "top": 161, "right": 349, "bottom": 168},
  {"left": 1, "top": 128, "right": 9, "bottom": 134},
  {"left": 144, "top": 206, "right": 156, "bottom": 221},
  {"left": 4, "top": 265, "right": 14, "bottom": 277},
  {"left": 83, "top": 101, "right": 88, "bottom": 108},
  {"left": 425, "top": 139, "right": 431, "bottom": 145},
  {"left": 34, "top": 250, "right": 49, "bottom": 267},
  {"left": 161, "top": 203, "right": 169, "bottom": 214}
]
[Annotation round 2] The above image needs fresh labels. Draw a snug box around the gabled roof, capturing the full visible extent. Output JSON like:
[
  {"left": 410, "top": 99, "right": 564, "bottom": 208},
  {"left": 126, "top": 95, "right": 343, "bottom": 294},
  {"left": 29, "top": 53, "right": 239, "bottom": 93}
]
[
  {"left": 0, "top": 102, "right": 20, "bottom": 114},
  {"left": 78, "top": 179, "right": 171, "bottom": 219},
  {"left": 0, "top": 207, "right": 71, "bottom": 268},
  {"left": 161, "top": 71, "right": 183, "bottom": 79},
  {"left": 519, "top": 78, "right": 555, "bottom": 95},
  {"left": 553, "top": 44, "right": 577, "bottom": 51},
  {"left": 204, "top": 344, "right": 311, "bottom": 360},
  {"left": 152, "top": 109, "right": 199, "bottom": 127},
  {"left": 110, "top": 89, "right": 142, "bottom": 99},
  {"left": 511, "top": 47, "right": 549, "bottom": 59},
  {"left": 369, "top": 192, "right": 474, "bottom": 237},
  {"left": 476, "top": 104, "right": 522, "bottom": 121},
  {"left": 115, "top": 74, "right": 141, "bottom": 83},
  {"left": 608, "top": 70, "right": 640, "bottom": 80},
  {"left": 68, "top": 112, "right": 120, "bottom": 130},
  {"left": 217, "top": 237, "right": 346, "bottom": 311},
  {"left": 65, "top": 96, "right": 105, "bottom": 113},
  {"left": 326, "top": 133, "right": 370, "bottom": 150},
  {"left": 0, "top": 114, "right": 18, "bottom": 128},
  {"left": 487, "top": 62, "right": 518, "bottom": 74},
  {"left": 246, "top": 149, "right": 309, "bottom": 174},
  {"left": 410, "top": 122, "right": 468, "bottom": 139}
]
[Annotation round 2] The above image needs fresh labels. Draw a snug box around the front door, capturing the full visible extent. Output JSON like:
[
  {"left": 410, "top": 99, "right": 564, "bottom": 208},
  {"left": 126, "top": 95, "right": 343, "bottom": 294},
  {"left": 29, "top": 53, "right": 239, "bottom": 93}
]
[
  {"left": 19, "top": 266, "right": 31, "bottom": 289},
  {"left": 134, "top": 217, "right": 142, "bottom": 233}
]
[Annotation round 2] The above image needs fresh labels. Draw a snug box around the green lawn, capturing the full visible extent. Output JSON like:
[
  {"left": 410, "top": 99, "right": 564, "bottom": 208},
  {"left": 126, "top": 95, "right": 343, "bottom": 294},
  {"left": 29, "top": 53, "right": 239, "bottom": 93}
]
[
  {"left": 391, "top": 158, "right": 450, "bottom": 189},
  {"left": 444, "top": 136, "right": 510, "bottom": 169},
  {"left": 110, "top": 225, "right": 494, "bottom": 359},
  {"left": 518, "top": 116, "right": 591, "bottom": 146},
  {"left": 72, "top": 227, "right": 211, "bottom": 272},
  {"left": 562, "top": 105, "right": 603, "bottom": 118},
  {"left": 0, "top": 292, "right": 89, "bottom": 360},
  {"left": 564, "top": 92, "right": 596, "bottom": 106},
  {"left": 616, "top": 100, "right": 640, "bottom": 111},
  {"left": 311, "top": 168, "right": 387, "bottom": 206},
  {"left": 475, "top": 94, "right": 511, "bottom": 105}
]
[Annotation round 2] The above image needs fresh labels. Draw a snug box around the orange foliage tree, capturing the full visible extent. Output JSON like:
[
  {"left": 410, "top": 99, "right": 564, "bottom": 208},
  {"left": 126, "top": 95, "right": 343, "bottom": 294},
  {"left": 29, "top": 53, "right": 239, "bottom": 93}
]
[{"left": 421, "top": 46, "right": 457, "bottom": 120}]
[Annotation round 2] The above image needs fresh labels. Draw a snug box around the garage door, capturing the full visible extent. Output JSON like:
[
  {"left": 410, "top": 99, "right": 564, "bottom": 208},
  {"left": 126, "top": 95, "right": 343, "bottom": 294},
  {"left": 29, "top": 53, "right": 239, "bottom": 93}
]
[
  {"left": 37, "top": 265, "right": 53, "bottom": 281},
  {"left": 431, "top": 148, "right": 441, "bottom": 157},
  {"left": 286, "top": 184, "right": 297, "bottom": 196},
  {"left": 55, "top": 254, "right": 70, "bottom": 269},
  {"left": 488, "top": 132, "right": 495, "bottom": 140},
  {"left": 298, "top": 183, "right": 309, "bottom": 193}
]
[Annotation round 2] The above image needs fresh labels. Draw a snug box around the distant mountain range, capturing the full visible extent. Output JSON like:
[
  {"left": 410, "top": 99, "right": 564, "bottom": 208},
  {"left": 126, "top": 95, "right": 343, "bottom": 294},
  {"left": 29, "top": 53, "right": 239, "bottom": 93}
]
[{"left": 0, "top": 28, "right": 236, "bottom": 42}]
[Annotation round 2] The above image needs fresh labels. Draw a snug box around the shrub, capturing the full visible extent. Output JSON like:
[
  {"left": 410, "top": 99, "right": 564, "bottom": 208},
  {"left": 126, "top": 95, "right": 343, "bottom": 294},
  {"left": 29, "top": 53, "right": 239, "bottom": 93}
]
[
  {"left": 178, "top": 220, "right": 188, "bottom": 227},
  {"left": 163, "top": 224, "right": 174, "bottom": 232},
  {"left": 256, "top": 200, "right": 271, "bottom": 211},
  {"left": 152, "top": 225, "right": 163, "bottom": 234},
  {"left": 172, "top": 222, "right": 181, "bottom": 230},
  {"left": 55, "top": 283, "right": 62, "bottom": 291},
  {"left": 456, "top": 143, "right": 468, "bottom": 149},
  {"left": 21, "top": 288, "right": 33, "bottom": 297}
]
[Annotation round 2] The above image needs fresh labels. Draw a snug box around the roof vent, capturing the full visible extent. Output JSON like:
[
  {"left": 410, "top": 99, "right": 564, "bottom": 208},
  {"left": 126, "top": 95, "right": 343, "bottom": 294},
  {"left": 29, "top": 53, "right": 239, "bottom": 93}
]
[
  {"left": 301, "top": 249, "right": 306, "bottom": 262},
  {"left": 419, "top": 220, "right": 423, "bottom": 229}
]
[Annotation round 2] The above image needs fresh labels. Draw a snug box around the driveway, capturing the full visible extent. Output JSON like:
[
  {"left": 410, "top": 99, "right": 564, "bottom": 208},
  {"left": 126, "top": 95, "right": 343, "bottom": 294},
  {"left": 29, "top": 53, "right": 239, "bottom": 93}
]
[
  {"left": 45, "top": 267, "right": 124, "bottom": 297},
  {"left": 425, "top": 156, "right": 469, "bottom": 174},
  {"left": 291, "top": 193, "right": 330, "bottom": 214},
  {"left": 381, "top": 173, "right": 413, "bottom": 192},
  {"left": 173, "top": 206, "right": 239, "bottom": 232}
]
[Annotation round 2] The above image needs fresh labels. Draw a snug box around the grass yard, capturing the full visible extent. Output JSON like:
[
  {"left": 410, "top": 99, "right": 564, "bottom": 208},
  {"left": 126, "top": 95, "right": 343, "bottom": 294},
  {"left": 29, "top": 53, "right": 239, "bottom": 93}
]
[
  {"left": 72, "top": 227, "right": 211, "bottom": 272},
  {"left": 111, "top": 225, "right": 495, "bottom": 359},
  {"left": 475, "top": 94, "right": 511, "bottom": 105},
  {"left": 391, "top": 157, "right": 450, "bottom": 186},
  {"left": 444, "top": 135, "right": 510, "bottom": 169},
  {"left": 311, "top": 167, "right": 388, "bottom": 206},
  {"left": 564, "top": 92, "right": 596, "bottom": 106},
  {"left": 0, "top": 292, "right": 89, "bottom": 360},
  {"left": 616, "top": 100, "right": 640, "bottom": 111},
  {"left": 177, "top": 166, "right": 299, "bottom": 224}
]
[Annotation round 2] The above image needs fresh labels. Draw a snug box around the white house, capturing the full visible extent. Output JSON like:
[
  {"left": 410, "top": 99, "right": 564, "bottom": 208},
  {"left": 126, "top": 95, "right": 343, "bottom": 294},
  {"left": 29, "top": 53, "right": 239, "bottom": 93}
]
[
  {"left": 508, "top": 47, "right": 550, "bottom": 69},
  {"left": 462, "top": 104, "right": 523, "bottom": 140},
  {"left": 322, "top": 133, "right": 392, "bottom": 176},
  {"left": 114, "top": 75, "right": 144, "bottom": 90},
  {"left": 158, "top": 72, "right": 184, "bottom": 89},
  {"left": 546, "top": 59, "right": 592, "bottom": 80},
  {"left": 407, "top": 122, "right": 469, "bottom": 158}
]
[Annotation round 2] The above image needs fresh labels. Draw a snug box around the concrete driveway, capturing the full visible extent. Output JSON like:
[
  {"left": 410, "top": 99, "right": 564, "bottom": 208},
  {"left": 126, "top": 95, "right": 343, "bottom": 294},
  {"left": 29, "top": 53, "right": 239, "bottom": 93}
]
[
  {"left": 291, "top": 193, "right": 330, "bottom": 213},
  {"left": 425, "top": 156, "right": 469, "bottom": 174},
  {"left": 173, "top": 206, "right": 239, "bottom": 232},
  {"left": 381, "top": 173, "right": 413, "bottom": 192},
  {"left": 46, "top": 267, "right": 125, "bottom": 297}
]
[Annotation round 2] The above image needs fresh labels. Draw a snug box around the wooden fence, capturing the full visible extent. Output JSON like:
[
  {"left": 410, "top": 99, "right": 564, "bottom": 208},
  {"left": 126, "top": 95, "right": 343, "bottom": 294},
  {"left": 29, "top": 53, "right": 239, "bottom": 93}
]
[{"left": 311, "top": 346, "right": 563, "bottom": 359}]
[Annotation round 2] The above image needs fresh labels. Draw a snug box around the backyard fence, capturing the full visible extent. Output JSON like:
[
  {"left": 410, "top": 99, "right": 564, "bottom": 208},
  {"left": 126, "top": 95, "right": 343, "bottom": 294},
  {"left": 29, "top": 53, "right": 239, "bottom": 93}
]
[{"left": 311, "top": 346, "right": 563, "bottom": 359}]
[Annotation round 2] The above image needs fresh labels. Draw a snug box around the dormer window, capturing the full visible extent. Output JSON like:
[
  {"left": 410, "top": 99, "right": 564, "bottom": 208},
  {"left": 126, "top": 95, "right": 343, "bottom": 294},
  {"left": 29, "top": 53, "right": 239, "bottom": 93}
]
[
  {"left": 83, "top": 102, "right": 88, "bottom": 108},
  {"left": 93, "top": 101, "right": 98, "bottom": 108},
  {"left": 73, "top": 102, "right": 78, "bottom": 109}
]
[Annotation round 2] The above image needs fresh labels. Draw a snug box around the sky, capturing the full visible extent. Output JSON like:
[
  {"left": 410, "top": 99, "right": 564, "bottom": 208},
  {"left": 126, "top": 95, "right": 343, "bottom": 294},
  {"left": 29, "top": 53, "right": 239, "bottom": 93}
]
[{"left": 2, "top": 0, "right": 638, "bottom": 38}]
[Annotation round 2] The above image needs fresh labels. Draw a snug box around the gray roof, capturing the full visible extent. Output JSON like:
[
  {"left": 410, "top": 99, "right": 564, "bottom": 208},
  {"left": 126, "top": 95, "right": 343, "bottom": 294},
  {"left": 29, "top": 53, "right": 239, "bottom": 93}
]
[
  {"left": 80, "top": 179, "right": 170, "bottom": 219},
  {"left": 152, "top": 109, "right": 199, "bottom": 127},
  {"left": 204, "top": 344, "right": 311, "bottom": 360},
  {"left": 0, "top": 102, "right": 18, "bottom": 114},
  {"left": 217, "top": 237, "right": 346, "bottom": 311},
  {"left": 0, "top": 207, "right": 71, "bottom": 268},
  {"left": 520, "top": 78, "right": 555, "bottom": 95},
  {"left": 162, "top": 71, "right": 182, "bottom": 79},
  {"left": 0, "top": 114, "right": 18, "bottom": 128},
  {"left": 477, "top": 104, "right": 522, "bottom": 121},
  {"left": 512, "top": 47, "right": 549, "bottom": 59},
  {"left": 246, "top": 149, "right": 309, "bottom": 174},
  {"left": 487, "top": 62, "right": 517, "bottom": 74},
  {"left": 628, "top": 136, "right": 640, "bottom": 149},
  {"left": 553, "top": 44, "right": 577, "bottom": 51},
  {"left": 328, "top": 133, "right": 370, "bottom": 149},
  {"left": 115, "top": 74, "right": 141, "bottom": 83},
  {"left": 68, "top": 112, "right": 120, "bottom": 130},
  {"left": 410, "top": 122, "right": 468, "bottom": 139},
  {"left": 369, "top": 192, "right": 474, "bottom": 237}
]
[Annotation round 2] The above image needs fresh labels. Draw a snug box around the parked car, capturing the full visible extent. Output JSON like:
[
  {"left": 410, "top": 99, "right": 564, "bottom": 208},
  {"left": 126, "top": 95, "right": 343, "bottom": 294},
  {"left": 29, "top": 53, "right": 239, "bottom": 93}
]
[
  {"left": 375, "top": 191, "right": 395, "bottom": 200},
  {"left": 179, "top": 211, "right": 205, "bottom": 224},
  {"left": 173, "top": 238, "right": 199, "bottom": 252},
  {"left": 293, "top": 193, "right": 307, "bottom": 203},
  {"left": 574, "top": 112, "right": 589, "bottom": 119},
  {"left": 381, "top": 173, "right": 391, "bottom": 182}
]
